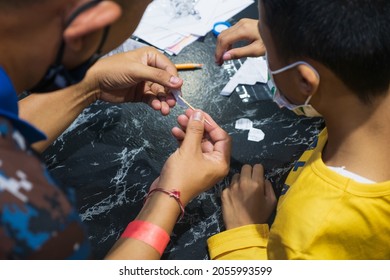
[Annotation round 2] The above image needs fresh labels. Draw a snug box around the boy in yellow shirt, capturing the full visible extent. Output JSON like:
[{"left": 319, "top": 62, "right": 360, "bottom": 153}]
[{"left": 208, "top": 0, "right": 390, "bottom": 259}]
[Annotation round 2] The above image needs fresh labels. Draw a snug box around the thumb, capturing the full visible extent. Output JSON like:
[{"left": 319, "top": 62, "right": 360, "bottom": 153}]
[
  {"left": 129, "top": 63, "right": 183, "bottom": 89},
  {"left": 181, "top": 111, "right": 205, "bottom": 152}
]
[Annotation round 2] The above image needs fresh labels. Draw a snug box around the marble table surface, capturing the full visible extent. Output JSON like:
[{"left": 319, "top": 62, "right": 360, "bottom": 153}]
[{"left": 42, "top": 1, "right": 324, "bottom": 259}]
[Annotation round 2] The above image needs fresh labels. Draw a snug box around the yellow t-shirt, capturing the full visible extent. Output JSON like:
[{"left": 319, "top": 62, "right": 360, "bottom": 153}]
[{"left": 208, "top": 129, "right": 390, "bottom": 259}]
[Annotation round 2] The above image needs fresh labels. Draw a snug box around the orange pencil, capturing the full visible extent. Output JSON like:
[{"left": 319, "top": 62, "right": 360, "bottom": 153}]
[{"left": 175, "top": 63, "right": 203, "bottom": 70}]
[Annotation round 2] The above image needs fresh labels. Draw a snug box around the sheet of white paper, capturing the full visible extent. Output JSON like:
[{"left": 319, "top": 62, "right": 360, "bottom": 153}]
[
  {"left": 221, "top": 57, "right": 268, "bottom": 96},
  {"left": 212, "top": 0, "right": 256, "bottom": 26},
  {"left": 248, "top": 128, "right": 265, "bottom": 142},
  {"left": 235, "top": 118, "right": 253, "bottom": 130},
  {"left": 172, "top": 0, "right": 255, "bottom": 36},
  {"left": 134, "top": 0, "right": 255, "bottom": 54}
]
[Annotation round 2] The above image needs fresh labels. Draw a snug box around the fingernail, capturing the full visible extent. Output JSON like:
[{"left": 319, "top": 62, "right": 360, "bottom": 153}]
[
  {"left": 192, "top": 111, "right": 203, "bottom": 122},
  {"left": 223, "top": 53, "right": 232, "bottom": 60},
  {"left": 170, "top": 76, "right": 181, "bottom": 84}
]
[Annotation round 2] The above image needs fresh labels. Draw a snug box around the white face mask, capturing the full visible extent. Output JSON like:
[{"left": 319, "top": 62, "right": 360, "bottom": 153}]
[{"left": 266, "top": 57, "right": 322, "bottom": 117}]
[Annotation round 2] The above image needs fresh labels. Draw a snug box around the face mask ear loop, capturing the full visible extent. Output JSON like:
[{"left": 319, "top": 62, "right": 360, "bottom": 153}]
[
  {"left": 270, "top": 60, "right": 321, "bottom": 104},
  {"left": 269, "top": 61, "right": 306, "bottom": 75},
  {"left": 55, "top": 0, "right": 103, "bottom": 67},
  {"left": 304, "top": 94, "right": 314, "bottom": 106},
  {"left": 97, "top": 25, "right": 110, "bottom": 55},
  {"left": 89, "top": 25, "right": 111, "bottom": 64}
]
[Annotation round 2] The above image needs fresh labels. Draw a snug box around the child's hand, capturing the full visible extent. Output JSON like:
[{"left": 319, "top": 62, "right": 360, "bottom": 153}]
[
  {"left": 215, "top": 19, "right": 265, "bottom": 65},
  {"left": 221, "top": 164, "right": 277, "bottom": 230}
]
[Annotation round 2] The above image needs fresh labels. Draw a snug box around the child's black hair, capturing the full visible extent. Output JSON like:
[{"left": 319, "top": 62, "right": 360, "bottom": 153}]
[{"left": 262, "top": 0, "right": 390, "bottom": 103}]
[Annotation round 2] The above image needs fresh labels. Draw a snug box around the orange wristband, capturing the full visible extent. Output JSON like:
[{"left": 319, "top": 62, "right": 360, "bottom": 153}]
[{"left": 121, "top": 220, "right": 170, "bottom": 256}]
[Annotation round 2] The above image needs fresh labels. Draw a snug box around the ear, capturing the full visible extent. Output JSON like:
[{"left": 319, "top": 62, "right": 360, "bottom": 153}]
[
  {"left": 63, "top": 1, "right": 122, "bottom": 46},
  {"left": 296, "top": 63, "right": 320, "bottom": 98}
]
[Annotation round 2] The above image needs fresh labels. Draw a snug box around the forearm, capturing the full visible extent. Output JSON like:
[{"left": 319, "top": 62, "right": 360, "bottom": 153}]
[
  {"left": 19, "top": 82, "right": 97, "bottom": 153},
  {"left": 105, "top": 192, "right": 181, "bottom": 260}
]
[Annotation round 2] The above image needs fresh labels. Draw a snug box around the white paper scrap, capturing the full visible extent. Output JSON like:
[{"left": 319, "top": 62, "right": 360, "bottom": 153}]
[
  {"left": 248, "top": 128, "right": 265, "bottom": 142},
  {"left": 221, "top": 57, "right": 268, "bottom": 96},
  {"left": 235, "top": 118, "right": 253, "bottom": 130}
]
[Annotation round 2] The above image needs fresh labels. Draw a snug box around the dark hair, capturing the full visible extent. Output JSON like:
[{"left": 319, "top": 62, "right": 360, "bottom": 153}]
[
  {"left": 0, "top": 0, "right": 48, "bottom": 9},
  {"left": 262, "top": 0, "right": 390, "bottom": 103}
]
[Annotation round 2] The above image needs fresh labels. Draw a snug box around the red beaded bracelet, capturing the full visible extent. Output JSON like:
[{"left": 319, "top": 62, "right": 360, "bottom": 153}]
[
  {"left": 145, "top": 188, "right": 185, "bottom": 221},
  {"left": 121, "top": 220, "right": 170, "bottom": 256}
]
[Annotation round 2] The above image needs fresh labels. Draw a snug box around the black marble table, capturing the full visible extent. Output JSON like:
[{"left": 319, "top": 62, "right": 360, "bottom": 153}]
[{"left": 43, "top": 1, "right": 324, "bottom": 259}]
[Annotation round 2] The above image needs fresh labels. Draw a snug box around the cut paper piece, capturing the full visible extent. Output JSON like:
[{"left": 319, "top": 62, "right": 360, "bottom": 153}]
[
  {"left": 235, "top": 118, "right": 253, "bottom": 130},
  {"left": 221, "top": 57, "right": 268, "bottom": 96},
  {"left": 248, "top": 128, "right": 265, "bottom": 142},
  {"left": 171, "top": 89, "right": 187, "bottom": 107}
]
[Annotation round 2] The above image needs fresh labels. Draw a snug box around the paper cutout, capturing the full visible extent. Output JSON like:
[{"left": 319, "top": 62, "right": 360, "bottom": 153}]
[
  {"left": 221, "top": 57, "right": 268, "bottom": 96},
  {"left": 235, "top": 118, "right": 253, "bottom": 130},
  {"left": 235, "top": 118, "right": 265, "bottom": 142},
  {"left": 248, "top": 128, "right": 265, "bottom": 142}
]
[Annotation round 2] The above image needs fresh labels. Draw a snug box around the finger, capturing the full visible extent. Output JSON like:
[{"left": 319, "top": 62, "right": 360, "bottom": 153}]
[
  {"left": 252, "top": 164, "right": 265, "bottom": 193},
  {"left": 180, "top": 110, "right": 205, "bottom": 153},
  {"left": 215, "top": 25, "right": 243, "bottom": 64},
  {"left": 143, "top": 85, "right": 171, "bottom": 113},
  {"left": 151, "top": 86, "right": 177, "bottom": 108},
  {"left": 150, "top": 82, "right": 166, "bottom": 95},
  {"left": 223, "top": 42, "right": 266, "bottom": 61},
  {"left": 160, "top": 101, "right": 170, "bottom": 116},
  {"left": 165, "top": 94, "right": 176, "bottom": 107},
  {"left": 229, "top": 173, "right": 240, "bottom": 189},
  {"left": 177, "top": 114, "right": 190, "bottom": 130},
  {"left": 148, "top": 97, "right": 162, "bottom": 111},
  {"left": 142, "top": 46, "right": 180, "bottom": 76},
  {"left": 252, "top": 163, "right": 265, "bottom": 182},
  {"left": 221, "top": 187, "right": 231, "bottom": 204},
  {"left": 200, "top": 140, "right": 214, "bottom": 153},
  {"left": 138, "top": 47, "right": 186, "bottom": 91},
  {"left": 239, "top": 164, "right": 253, "bottom": 187},
  {"left": 215, "top": 37, "right": 231, "bottom": 65},
  {"left": 264, "top": 179, "right": 276, "bottom": 200},
  {"left": 171, "top": 126, "right": 185, "bottom": 142},
  {"left": 126, "top": 62, "right": 183, "bottom": 89}
]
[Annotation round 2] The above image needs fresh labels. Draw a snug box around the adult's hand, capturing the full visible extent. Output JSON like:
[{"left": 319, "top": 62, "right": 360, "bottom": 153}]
[
  {"left": 215, "top": 19, "right": 265, "bottom": 65},
  {"left": 20, "top": 46, "right": 183, "bottom": 153},
  {"left": 156, "top": 109, "right": 232, "bottom": 205},
  {"left": 106, "top": 109, "right": 231, "bottom": 260},
  {"left": 83, "top": 46, "right": 183, "bottom": 115}
]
